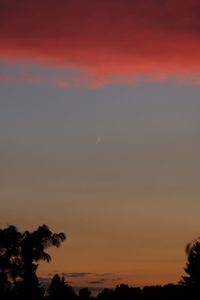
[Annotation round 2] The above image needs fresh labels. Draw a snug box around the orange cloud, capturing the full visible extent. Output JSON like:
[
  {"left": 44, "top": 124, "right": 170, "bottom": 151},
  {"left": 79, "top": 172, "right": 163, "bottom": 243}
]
[{"left": 1, "top": 0, "right": 200, "bottom": 85}]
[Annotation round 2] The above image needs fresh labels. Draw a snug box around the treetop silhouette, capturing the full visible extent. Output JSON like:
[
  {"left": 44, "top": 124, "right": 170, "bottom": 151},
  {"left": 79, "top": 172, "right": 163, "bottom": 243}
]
[
  {"left": 182, "top": 236, "right": 200, "bottom": 288},
  {"left": 0, "top": 224, "right": 66, "bottom": 299},
  {"left": 1, "top": 224, "right": 200, "bottom": 299}
]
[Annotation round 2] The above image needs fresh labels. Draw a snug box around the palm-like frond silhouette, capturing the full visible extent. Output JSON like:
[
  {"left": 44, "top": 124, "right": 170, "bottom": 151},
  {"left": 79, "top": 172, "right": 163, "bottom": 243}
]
[{"left": 0, "top": 224, "right": 66, "bottom": 294}]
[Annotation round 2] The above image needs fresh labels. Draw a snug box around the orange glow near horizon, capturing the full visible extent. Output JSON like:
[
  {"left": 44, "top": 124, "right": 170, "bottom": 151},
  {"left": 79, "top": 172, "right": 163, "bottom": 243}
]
[{"left": 1, "top": 0, "right": 200, "bottom": 291}]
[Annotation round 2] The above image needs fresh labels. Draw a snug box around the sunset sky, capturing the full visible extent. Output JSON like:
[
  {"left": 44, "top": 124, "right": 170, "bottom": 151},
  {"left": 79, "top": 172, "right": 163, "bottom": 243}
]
[{"left": 1, "top": 0, "right": 200, "bottom": 291}]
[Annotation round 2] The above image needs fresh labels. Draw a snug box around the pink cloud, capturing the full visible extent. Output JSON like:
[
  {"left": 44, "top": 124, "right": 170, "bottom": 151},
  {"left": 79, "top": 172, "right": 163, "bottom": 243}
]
[{"left": 1, "top": 0, "right": 200, "bottom": 86}]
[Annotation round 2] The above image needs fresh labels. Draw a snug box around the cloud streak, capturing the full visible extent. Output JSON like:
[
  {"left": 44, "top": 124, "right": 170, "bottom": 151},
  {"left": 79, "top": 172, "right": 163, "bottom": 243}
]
[
  {"left": 88, "top": 278, "right": 108, "bottom": 285},
  {"left": 1, "top": 0, "right": 200, "bottom": 86},
  {"left": 60, "top": 273, "right": 93, "bottom": 278},
  {"left": 43, "top": 272, "right": 121, "bottom": 290}
]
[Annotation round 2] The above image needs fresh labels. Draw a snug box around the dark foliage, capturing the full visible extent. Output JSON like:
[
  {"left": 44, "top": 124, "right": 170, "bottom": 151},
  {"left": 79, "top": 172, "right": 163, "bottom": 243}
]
[
  {"left": 182, "top": 237, "right": 200, "bottom": 288},
  {"left": 79, "top": 288, "right": 91, "bottom": 300},
  {"left": 48, "top": 274, "right": 77, "bottom": 300},
  {"left": 1, "top": 225, "right": 200, "bottom": 299},
  {"left": 0, "top": 225, "right": 66, "bottom": 300}
]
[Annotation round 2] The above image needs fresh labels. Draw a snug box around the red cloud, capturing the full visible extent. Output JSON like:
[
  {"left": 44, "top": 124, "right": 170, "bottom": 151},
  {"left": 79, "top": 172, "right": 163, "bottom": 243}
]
[{"left": 1, "top": 0, "right": 200, "bottom": 85}]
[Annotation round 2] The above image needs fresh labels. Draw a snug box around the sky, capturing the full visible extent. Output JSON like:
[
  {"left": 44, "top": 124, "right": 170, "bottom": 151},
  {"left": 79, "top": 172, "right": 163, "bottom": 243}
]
[{"left": 1, "top": 0, "right": 200, "bottom": 291}]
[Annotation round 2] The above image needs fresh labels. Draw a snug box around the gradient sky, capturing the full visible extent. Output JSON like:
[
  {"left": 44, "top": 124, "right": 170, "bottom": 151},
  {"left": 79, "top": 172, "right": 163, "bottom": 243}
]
[{"left": 1, "top": 0, "right": 200, "bottom": 290}]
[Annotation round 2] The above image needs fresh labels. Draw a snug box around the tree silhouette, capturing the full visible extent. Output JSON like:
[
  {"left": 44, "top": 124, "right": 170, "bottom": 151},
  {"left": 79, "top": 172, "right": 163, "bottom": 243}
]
[
  {"left": 182, "top": 237, "right": 200, "bottom": 289},
  {"left": 0, "top": 225, "right": 22, "bottom": 285},
  {"left": 0, "top": 225, "right": 66, "bottom": 299},
  {"left": 79, "top": 288, "right": 91, "bottom": 300},
  {"left": 2, "top": 224, "right": 200, "bottom": 299},
  {"left": 48, "top": 274, "right": 77, "bottom": 300},
  {"left": 20, "top": 225, "right": 66, "bottom": 278},
  {"left": 97, "top": 288, "right": 114, "bottom": 300}
]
